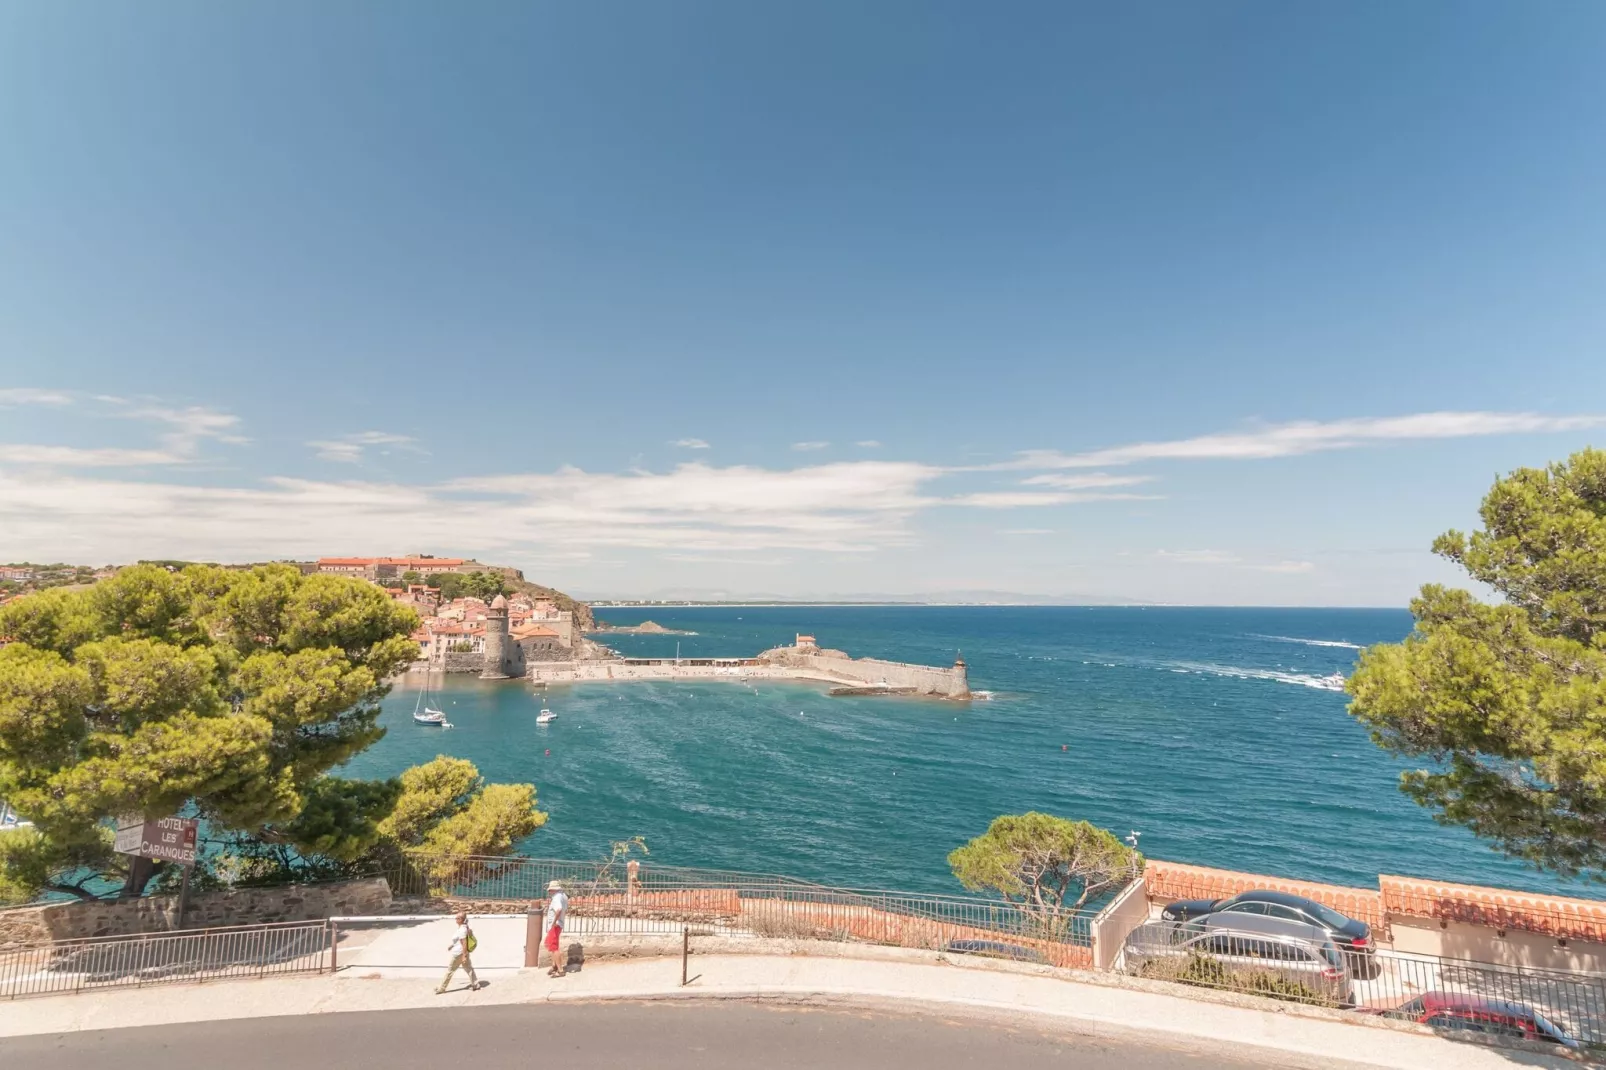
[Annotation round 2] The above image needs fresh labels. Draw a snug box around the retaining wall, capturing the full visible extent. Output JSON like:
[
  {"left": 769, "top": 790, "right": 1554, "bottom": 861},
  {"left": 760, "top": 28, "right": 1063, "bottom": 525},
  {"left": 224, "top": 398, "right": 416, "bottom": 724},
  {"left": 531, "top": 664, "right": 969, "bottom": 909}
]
[{"left": 0, "top": 878, "right": 392, "bottom": 949}]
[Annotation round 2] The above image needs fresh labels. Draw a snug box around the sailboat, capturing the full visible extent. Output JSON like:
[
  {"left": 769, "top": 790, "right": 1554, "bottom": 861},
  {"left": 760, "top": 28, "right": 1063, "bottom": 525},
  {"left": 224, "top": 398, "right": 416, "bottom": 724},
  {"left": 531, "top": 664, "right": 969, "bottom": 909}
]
[{"left": 413, "top": 669, "right": 450, "bottom": 726}]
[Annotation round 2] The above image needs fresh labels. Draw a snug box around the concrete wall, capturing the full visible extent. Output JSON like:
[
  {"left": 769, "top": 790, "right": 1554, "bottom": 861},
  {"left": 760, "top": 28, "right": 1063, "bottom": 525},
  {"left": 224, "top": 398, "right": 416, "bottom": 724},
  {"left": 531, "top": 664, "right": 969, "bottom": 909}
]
[
  {"left": 1091, "top": 878, "right": 1151, "bottom": 971},
  {"left": 0, "top": 878, "right": 392, "bottom": 949},
  {"left": 1389, "top": 915, "right": 1606, "bottom": 973}
]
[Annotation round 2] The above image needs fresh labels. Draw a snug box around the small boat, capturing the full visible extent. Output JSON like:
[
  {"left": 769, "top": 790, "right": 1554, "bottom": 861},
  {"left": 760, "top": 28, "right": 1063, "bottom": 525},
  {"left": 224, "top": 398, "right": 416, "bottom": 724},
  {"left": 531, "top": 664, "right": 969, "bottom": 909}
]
[
  {"left": 1314, "top": 672, "right": 1347, "bottom": 691},
  {"left": 412, "top": 669, "right": 451, "bottom": 725},
  {"left": 536, "top": 707, "right": 557, "bottom": 724}
]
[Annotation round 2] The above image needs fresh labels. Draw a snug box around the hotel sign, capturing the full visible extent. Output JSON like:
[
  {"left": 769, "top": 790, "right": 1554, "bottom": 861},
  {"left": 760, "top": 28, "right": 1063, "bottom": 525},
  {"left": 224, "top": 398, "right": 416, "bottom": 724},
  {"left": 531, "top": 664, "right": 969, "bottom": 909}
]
[{"left": 114, "top": 814, "right": 198, "bottom": 865}]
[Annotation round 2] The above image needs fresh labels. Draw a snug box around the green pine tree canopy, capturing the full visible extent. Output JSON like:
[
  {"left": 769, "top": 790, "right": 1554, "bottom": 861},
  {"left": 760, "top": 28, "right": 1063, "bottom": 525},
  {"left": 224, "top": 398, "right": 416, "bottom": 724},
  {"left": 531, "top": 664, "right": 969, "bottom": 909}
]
[
  {"left": 1348, "top": 447, "right": 1606, "bottom": 879},
  {"left": 0, "top": 564, "right": 545, "bottom": 902}
]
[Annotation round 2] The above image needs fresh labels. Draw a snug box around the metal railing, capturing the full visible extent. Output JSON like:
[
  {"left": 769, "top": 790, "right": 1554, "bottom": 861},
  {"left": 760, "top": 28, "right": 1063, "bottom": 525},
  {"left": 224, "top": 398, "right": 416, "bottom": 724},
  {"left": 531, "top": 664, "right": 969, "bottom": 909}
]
[
  {"left": 383, "top": 853, "right": 1095, "bottom": 964},
  {"left": 1119, "top": 921, "right": 1606, "bottom": 1045},
  {"left": 0, "top": 920, "right": 329, "bottom": 1000}
]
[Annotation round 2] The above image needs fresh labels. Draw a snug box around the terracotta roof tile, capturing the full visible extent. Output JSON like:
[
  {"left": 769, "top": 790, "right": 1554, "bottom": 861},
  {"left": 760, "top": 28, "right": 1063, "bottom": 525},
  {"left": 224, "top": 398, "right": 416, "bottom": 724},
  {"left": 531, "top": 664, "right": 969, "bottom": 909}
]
[
  {"left": 1381, "top": 875, "right": 1606, "bottom": 942},
  {"left": 1144, "top": 859, "right": 1385, "bottom": 930}
]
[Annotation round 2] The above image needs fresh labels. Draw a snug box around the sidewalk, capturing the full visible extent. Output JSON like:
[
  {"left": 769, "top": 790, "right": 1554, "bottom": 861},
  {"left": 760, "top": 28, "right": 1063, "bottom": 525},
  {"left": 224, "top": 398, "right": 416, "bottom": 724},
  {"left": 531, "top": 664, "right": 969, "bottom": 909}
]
[{"left": 0, "top": 937, "right": 1581, "bottom": 1068}]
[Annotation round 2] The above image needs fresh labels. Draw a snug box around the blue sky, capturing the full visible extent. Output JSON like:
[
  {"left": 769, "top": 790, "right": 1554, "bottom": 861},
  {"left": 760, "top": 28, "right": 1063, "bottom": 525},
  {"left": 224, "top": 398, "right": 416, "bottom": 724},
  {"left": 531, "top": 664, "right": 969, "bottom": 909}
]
[{"left": 2, "top": 2, "right": 1604, "bottom": 603}]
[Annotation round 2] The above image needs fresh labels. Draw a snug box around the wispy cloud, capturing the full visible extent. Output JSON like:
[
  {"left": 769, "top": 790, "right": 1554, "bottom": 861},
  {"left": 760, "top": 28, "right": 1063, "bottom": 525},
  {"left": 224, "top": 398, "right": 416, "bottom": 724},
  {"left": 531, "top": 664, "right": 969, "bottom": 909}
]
[
  {"left": 672, "top": 438, "right": 710, "bottom": 449},
  {"left": 1157, "top": 549, "right": 1243, "bottom": 565},
  {"left": 792, "top": 441, "right": 830, "bottom": 451},
  {"left": 1259, "top": 560, "right": 1316, "bottom": 574},
  {"left": 119, "top": 403, "right": 249, "bottom": 453},
  {"left": 855, "top": 440, "right": 882, "bottom": 448},
  {"left": 0, "top": 388, "right": 73, "bottom": 407},
  {"left": 0, "top": 394, "right": 246, "bottom": 467},
  {"left": 1155, "top": 549, "right": 1315, "bottom": 574},
  {"left": 308, "top": 431, "right": 420, "bottom": 463},
  {"left": 1021, "top": 472, "right": 1156, "bottom": 490},
  {"left": 0, "top": 457, "right": 1088, "bottom": 562},
  {"left": 0, "top": 444, "right": 183, "bottom": 466},
  {"left": 1011, "top": 412, "right": 1606, "bottom": 469}
]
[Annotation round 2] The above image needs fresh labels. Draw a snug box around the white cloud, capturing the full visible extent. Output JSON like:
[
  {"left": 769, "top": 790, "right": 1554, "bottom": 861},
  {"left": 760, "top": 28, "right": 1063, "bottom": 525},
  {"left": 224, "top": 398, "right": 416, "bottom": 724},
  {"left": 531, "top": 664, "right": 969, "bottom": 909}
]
[
  {"left": 1155, "top": 550, "right": 1316, "bottom": 575},
  {"left": 0, "top": 452, "right": 1110, "bottom": 564},
  {"left": 308, "top": 431, "right": 420, "bottom": 464},
  {"left": 1012, "top": 412, "right": 1606, "bottom": 469},
  {"left": 999, "top": 529, "right": 1054, "bottom": 536},
  {"left": 0, "top": 388, "right": 73, "bottom": 407},
  {"left": 792, "top": 441, "right": 830, "bottom": 451},
  {"left": 0, "top": 395, "right": 246, "bottom": 467},
  {"left": 855, "top": 440, "right": 882, "bottom": 448},
  {"left": 1157, "top": 549, "right": 1242, "bottom": 565},
  {"left": 0, "top": 444, "right": 183, "bottom": 466},
  {"left": 1021, "top": 472, "right": 1156, "bottom": 490},
  {"left": 672, "top": 438, "right": 710, "bottom": 449}
]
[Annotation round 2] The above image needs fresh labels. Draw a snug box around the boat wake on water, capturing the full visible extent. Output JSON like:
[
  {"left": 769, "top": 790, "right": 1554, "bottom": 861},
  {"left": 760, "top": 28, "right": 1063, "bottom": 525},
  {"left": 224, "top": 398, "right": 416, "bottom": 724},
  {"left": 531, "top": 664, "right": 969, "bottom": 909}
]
[
  {"left": 1251, "top": 634, "right": 1362, "bottom": 650},
  {"left": 1174, "top": 663, "right": 1348, "bottom": 691}
]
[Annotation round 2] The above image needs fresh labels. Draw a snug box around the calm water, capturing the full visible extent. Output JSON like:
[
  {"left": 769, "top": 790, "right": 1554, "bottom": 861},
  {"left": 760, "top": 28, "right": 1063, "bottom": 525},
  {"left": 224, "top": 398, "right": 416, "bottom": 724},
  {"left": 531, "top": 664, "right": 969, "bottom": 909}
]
[{"left": 349, "top": 606, "right": 1592, "bottom": 898}]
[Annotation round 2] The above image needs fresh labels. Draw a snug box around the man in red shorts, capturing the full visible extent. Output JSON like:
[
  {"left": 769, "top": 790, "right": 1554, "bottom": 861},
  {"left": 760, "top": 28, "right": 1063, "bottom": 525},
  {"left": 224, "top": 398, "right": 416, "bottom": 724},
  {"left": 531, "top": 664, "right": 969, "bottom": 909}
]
[{"left": 544, "top": 879, "right": 569, "bottom": 976}]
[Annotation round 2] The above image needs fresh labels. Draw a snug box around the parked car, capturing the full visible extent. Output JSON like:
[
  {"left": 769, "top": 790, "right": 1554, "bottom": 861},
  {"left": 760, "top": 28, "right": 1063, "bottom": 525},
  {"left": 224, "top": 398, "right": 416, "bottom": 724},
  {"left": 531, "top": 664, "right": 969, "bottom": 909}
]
[
  {"left": 1159, "top": 889, "right": 1378, "bottom": 978},
  {"left": 1379, "top": 993, "right": 1581, "bottom": 1049},
  {"left": 1122, "top": 914, "right": 1356, "bottom": 1008},
  {"left": 944, "top": 939, "right": 1049, "bottom": 964}
]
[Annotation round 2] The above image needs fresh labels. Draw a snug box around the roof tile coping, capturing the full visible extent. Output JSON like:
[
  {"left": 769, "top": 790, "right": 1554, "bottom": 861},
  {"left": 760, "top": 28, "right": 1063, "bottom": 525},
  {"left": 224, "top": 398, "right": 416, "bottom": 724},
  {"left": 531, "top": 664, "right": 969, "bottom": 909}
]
[
  {"left": 1381, "top": 874, "right": 1606, "bottom": 943},
  {"left": 1143, "top": 860, "right": 1384, "bottom": 930}
]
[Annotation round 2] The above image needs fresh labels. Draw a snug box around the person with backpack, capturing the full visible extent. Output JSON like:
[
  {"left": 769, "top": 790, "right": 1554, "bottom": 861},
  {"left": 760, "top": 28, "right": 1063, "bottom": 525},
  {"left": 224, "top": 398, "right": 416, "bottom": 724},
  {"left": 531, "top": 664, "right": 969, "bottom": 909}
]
[{"left": 437, "top": 911, "right": 480, "bottom": 993}]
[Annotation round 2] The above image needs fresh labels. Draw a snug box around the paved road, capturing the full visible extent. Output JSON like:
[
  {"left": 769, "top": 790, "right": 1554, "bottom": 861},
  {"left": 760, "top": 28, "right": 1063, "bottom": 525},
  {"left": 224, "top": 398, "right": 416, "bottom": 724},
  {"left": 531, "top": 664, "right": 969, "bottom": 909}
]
[{"left": 0, "top": 1001, "right": 1317, "bottom": 1068}]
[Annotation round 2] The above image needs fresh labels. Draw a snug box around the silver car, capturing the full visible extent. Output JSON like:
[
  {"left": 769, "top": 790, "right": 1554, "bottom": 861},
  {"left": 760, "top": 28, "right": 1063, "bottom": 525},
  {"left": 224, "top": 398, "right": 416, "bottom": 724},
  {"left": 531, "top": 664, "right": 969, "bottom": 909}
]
[{"left": 1122, "top": 913, "right": 1356, "bottom": 1007}]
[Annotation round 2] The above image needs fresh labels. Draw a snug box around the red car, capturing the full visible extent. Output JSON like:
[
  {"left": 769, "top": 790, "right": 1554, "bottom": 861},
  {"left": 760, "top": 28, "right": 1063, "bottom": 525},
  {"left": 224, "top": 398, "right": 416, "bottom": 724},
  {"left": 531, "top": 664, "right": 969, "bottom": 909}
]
[{"left": 1382, "top": 993, "right": 1580, "bottom": 1049}]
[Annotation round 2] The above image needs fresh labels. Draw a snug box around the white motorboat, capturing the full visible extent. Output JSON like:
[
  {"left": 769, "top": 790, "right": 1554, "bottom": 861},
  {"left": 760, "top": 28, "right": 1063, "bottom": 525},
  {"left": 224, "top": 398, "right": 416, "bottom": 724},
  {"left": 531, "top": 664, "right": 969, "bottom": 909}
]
[
  {"left": 536, "top": 707, "right": 557, "bottom": 724},
  {"left": 1314, "top": 672, "right": 1347, "bottom": 691}
]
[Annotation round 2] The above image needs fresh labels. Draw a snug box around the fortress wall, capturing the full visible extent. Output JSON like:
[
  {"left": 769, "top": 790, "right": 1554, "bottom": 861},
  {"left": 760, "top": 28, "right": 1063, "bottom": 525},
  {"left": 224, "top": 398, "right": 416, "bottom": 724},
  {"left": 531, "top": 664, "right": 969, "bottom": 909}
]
[{"left": 795, "top": 652, "right": 968, "bottom": 697}]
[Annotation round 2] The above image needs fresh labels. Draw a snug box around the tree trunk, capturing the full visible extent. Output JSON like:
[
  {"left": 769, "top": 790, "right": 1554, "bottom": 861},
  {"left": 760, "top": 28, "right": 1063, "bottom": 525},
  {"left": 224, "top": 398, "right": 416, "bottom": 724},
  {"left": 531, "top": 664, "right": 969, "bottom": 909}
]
[{"left": 120, "top": 856, "right": 163, "bottom": 898}]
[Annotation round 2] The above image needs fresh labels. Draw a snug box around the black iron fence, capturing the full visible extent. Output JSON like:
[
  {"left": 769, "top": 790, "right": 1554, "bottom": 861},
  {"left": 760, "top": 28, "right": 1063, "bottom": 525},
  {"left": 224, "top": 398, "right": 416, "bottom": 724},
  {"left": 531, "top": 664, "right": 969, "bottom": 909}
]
[
  {"left": 0, "top": 920, "right": 329, "bottom": 1000},
  {"left": 384, "top": 853, "right": 1096, "bottom": 964},
  {"left": 1119, "top": 920, "right": 1606, "bottom": 1047}
]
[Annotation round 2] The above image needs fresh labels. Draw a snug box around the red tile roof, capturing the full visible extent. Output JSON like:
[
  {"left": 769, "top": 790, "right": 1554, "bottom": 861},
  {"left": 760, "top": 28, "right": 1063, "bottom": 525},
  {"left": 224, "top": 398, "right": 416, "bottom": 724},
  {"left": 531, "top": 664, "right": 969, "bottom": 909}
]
[
  {"left": 1381, "top": 875, "right": 1606, "bottom": 942},
  {"left": 1143, "top": 859, "right": 1385, "bottom": 931}
]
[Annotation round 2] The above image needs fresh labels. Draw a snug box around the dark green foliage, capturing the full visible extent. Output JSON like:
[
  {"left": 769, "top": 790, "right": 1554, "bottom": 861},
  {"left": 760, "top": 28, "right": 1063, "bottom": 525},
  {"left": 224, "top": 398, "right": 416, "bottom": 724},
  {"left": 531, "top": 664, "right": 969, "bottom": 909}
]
[{"left": 1348, "top": 448, "right": 1606, "bottom": 877}]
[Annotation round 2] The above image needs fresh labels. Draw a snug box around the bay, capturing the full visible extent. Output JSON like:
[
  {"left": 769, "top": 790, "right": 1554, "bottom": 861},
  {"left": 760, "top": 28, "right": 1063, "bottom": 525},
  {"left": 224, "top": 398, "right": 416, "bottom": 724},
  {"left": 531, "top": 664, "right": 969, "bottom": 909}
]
[{"left": 347, "top": 605, "right": 1596, "bottom": 898}]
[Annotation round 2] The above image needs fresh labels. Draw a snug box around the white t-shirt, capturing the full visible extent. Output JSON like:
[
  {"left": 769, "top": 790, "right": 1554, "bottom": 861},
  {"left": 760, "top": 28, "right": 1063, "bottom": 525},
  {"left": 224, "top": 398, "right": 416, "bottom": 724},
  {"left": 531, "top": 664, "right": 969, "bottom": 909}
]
[
  {"left": 449, "top": 923, "right": 471, "bottom": 956},
  {"left": 545, "top": 890, "right": 569, "bottom": 927}
]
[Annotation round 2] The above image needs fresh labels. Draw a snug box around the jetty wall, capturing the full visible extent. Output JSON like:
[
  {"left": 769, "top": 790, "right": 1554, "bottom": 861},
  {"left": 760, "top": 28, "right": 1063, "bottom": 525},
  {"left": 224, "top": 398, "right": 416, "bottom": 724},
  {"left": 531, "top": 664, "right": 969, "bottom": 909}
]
[{"left": 763, "top": 647, "right": 969, "bottom": 698}]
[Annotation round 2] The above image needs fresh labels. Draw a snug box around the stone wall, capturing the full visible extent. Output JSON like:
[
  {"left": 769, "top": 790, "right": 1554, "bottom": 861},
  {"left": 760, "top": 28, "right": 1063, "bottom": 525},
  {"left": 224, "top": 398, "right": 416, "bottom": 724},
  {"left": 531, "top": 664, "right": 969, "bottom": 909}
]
[
  {"left": 770, "top": 648, "right": 970, "bottom": 698},
  {"left": 441, "top": 649, "right": 487, "bottom": 674},
  {"left": 0, "top": 878, "right": 391, "bottom": 949}
]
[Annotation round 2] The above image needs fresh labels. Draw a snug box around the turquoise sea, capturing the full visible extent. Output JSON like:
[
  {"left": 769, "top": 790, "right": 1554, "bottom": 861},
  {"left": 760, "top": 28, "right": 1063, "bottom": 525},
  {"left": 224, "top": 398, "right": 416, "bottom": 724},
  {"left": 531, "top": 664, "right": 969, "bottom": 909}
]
[{"left": 349, "top": 606, "right": 1595, "bottom": 898}]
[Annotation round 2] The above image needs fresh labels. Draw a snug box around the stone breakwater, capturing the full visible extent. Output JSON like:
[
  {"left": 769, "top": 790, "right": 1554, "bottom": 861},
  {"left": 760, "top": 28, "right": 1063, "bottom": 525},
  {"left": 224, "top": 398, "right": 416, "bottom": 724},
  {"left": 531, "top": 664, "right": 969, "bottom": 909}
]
[{"left": 528, "top": 638, "right": 971, "bottom": 699}]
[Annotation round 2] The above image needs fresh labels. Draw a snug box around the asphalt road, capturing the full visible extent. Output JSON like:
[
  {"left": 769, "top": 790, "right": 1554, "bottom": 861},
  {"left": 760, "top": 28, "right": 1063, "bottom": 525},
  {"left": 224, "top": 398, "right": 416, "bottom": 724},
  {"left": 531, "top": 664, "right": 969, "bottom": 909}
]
[{"left": 0, "top": 1001, "right": 1304, "bottom": 1069}]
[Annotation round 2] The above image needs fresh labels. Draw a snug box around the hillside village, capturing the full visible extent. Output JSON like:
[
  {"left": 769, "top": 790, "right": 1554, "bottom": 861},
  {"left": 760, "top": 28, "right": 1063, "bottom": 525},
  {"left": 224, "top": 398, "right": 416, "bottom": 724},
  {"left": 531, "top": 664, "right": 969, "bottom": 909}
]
[{"left": 1, "top": 555, "right": 601, "bottom": 672}]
